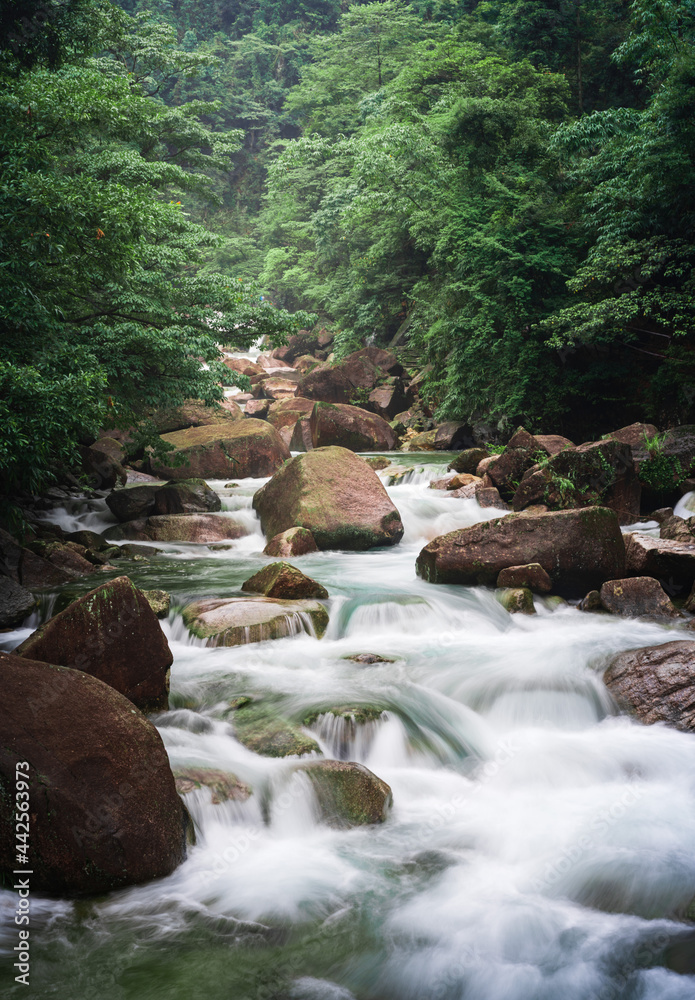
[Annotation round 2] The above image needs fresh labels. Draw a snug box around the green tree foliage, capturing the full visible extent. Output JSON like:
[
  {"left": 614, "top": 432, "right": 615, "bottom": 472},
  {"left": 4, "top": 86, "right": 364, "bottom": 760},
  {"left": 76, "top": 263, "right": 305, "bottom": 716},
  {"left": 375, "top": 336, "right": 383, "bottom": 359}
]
[
  {"left": 544, "top": 0, "right": 695, "bottom": 423},
  {"left": 0, "top": 1, "right": 310, "bottom": 496}
]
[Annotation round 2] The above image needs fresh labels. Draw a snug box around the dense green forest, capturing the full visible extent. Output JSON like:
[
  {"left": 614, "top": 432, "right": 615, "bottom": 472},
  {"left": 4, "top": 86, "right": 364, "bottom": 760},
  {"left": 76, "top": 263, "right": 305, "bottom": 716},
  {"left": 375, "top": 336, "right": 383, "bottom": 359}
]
[{"left": 2, "top": 0, "right": 695, "bottom": 495}]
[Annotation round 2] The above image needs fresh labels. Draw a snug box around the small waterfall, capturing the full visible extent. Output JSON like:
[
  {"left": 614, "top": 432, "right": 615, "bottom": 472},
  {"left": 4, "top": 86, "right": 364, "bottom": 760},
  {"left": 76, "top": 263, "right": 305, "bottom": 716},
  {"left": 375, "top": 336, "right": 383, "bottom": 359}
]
[{"left": 307, "top": 710, "right": 388, "bottom": 761}]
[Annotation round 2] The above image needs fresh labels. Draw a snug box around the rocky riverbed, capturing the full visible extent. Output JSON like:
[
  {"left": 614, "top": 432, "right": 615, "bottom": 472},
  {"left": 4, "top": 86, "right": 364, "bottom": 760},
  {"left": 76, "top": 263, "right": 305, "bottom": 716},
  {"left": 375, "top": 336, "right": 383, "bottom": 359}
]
[{"left": 3, "top": 450, "right": 695, "bottom": 999}]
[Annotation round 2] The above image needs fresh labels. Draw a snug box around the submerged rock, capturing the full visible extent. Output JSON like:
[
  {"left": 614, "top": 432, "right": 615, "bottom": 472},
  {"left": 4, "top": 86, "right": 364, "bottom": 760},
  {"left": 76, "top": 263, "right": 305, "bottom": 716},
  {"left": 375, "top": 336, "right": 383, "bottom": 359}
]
[
  {"left": 604, "top": 641, "right": 695, "bottom": 732},
  {"left": 497, "top": 587, "right": 536, "bottom": 615},
  {"left": 0, "top": 577, "right": 37, "bottom": 628},
  {"left": 253, "top": 446, "right": 404, "bottom": 551},
  {"left": 264, "top": 526, "right": 319, "bottom": 558},
  {"left": 416, "top": 508, "right": 625, "bottom": 598},
  {"left": 344, "top": 652, "right": 396, "bottom": 665},
  {"left": 599, "top": 577, "right": 678, "bottom": 618},
  {"left": 241, "top": 562, "right": 328, "bottom": 600},
  {"left": 297, "top": 760, "right": 392, "bottom": 827},
  {"left": 108, "top": 513, "right": 247, "bottom": 544},
  {"left": 174, "top": 767, "right": 251, "bottom": 804},
  {"left": 0, "top": 652, "right": 187, "bottom": 896},
  {"left": 17, "top": 575, "right": 172, "bottom": 713},
  {"left": 232, "top": 702, "right": 319, "bottom": 758},
  {"left": 150, "top": 419, "right": 290, "bottom": 480},
  {"left": 182, "top": 596, "right": 329, "bottom": 646}
]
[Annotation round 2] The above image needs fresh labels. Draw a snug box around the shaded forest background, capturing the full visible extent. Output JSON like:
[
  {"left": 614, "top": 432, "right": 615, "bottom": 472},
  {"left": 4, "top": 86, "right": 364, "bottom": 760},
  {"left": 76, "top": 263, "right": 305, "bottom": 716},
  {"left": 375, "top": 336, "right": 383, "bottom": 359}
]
[{"left": 1, "top": 0, "right": 695, "bottom": 495}]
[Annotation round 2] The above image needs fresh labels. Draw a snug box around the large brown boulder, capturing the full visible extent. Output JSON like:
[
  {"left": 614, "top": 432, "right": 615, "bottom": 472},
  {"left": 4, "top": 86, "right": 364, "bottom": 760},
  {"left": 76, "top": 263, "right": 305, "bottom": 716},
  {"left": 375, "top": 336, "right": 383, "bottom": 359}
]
[
  {"left": 434, "top": 422, "right": 473, "bottom": 451},
  {"left": 0, "top": 652, "right": 186, "bottom": 896},
  {"left": 290, "top": 418, "right": 314, "bottom": 452},
  {"left": 149, "top": 420, "right": 290, "bottom": 480},
  {"left": 416, "top": 508, "right": 625, "bottom": 597},
  {"left": 182, "top": 596, "right": 329, "bottom": 646},
  {"left": 624, "top": 532, "right": 695, "bottom": 590},
  {"left": 310, "top": 402, "right": 397, "bottom": 451},
  {"left": 17, "top": 576, "right": 172, "bottom": 713},
  {"left": 599, "top": 577, "right": 677, "bottom": 618},
  {"left": 271, "top": 331, "right": 324, "bottom": 365},
  {"left": 604, "top": 641, "right": 695, "bottom": 732},
  {"left": 107, "top": 513, "right": 248, "bottom": 544},
  {"left": 259, "top": 377, "right": 299, "bottom": 400},
  {"left": 253, "top": 446, "right": 404, "bottom": 551},
  {"left": 266, "top": 397, "right": 315, "bottom": 431},
  {"left": 297, "top": 760, "right": 392, "bottom": 827},
  {"left": 241, "top": 562, "right": 328, "bottom": 600}
]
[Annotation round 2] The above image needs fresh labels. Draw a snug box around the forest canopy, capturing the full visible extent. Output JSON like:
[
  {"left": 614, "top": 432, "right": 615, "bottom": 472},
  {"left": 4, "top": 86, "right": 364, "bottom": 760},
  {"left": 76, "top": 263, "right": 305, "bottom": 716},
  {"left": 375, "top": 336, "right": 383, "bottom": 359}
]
[{"left": 2, "top": 0, "right": 694, "bottom": 496}]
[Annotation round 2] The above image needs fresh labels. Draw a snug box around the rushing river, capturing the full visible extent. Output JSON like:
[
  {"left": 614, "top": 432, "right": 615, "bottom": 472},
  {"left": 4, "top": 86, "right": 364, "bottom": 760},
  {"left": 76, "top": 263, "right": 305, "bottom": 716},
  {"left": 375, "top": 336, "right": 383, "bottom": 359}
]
[{"left": 3, "top": 456, "right": 695, "bottom": 1000}]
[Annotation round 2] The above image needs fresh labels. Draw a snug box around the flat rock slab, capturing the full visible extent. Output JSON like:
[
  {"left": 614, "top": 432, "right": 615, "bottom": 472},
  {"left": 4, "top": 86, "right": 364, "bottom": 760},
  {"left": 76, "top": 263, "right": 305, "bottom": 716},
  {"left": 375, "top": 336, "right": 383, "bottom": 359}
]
[
  {"left": 0, "top": 652, "right": 186, "bottom": 896},
  {"left": 150, "top": 419, "right": 290, "bottom": 480},
  {"left": 253, "top": 446, "right": 404, "bottom": 551},
  {"left": 182, "top": 596, "right": 329, "bottom": 646},
  {"left": 416, "top": 508, "right": 625, "bottom": 598},
  {"left": 625, "top": 533, "right": 695, "bottom": 590},
  {"left": 17, "top": 575, "right": 172, "bottom": 713},
  {"left": 604, "top": 641, "right": 695, "bottom": 732},
  {"left": 109, "top": 513, "right": 248, "bottom": 544}
]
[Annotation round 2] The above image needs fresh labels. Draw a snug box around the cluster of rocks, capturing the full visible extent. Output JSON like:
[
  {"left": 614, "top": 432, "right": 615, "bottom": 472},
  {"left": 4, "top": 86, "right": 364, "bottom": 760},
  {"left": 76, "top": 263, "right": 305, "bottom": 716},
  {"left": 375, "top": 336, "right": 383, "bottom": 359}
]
[{"left": 0, "top": 567, "right": 393, "bottom": 899}]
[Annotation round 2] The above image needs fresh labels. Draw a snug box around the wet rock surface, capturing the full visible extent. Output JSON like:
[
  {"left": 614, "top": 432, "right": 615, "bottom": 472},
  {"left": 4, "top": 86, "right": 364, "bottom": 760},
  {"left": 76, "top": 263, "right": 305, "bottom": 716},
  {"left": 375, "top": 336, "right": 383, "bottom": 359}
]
[
  {"left": 0, "top": 652, "right": 187, "bottom": 896},
  {"left": 17, "top": 575, "right": 172, "bottom": 713},
  {"left": 604, "top": 641, "right": 695, "bottom": 732},
  {"left": 241, "top": 561, "right": 328, "bottom": 600},
  {"left": 182, "top": 596, "right": 329, "bottom": 646},
  {"left": 253, "top": 447, "right": 404, "bottom": 551}
]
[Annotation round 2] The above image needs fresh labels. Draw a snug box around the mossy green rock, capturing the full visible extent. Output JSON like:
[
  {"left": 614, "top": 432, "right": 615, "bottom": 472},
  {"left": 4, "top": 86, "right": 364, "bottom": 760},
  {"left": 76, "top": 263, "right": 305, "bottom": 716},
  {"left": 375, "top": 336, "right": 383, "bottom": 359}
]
[
  {"left": 150, "top": 419, "right": 290, "bottom": 480},
  {"left": 298, "top": 760, "right": 392, "bottom": 827},
  {"left": 497, "top": 587, "right": 536, "bottom": 615},
  {"left": 142, "top": 589, "right": 171, "bottom": 619},
  {"left": 264, "top": 526, "right": 319, "bottom": 558},
  {"left": 182, "top": 596, "right": 329, "bottom": 646},
  {"left": 303, "top": 704, "right": 386, "bottom": 726},
  {"left": 416, "top": 507, "right": 625, "bottom": 598},
  {"left": 233, "top": 703, "right": 319, "bottom": 758},
  {"left": 252, "top": 446, "right": 404, "bottom": 551},
  {"left": 241, "top": 562, "right": 328, "bottom": 600}
]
